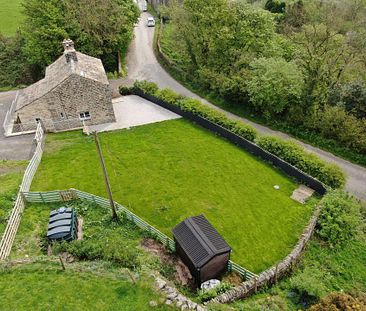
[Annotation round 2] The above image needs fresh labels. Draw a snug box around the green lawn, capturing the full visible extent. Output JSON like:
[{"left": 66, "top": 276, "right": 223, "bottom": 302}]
[
  {"left": 0, "top": 160, "right": 27, "bottom": 236},
  {"left": 0, "top": 260, "right": 171, "bottom": 311},
  {"left": 31, "top": 119, "right": 317, "bottom": 273},
  {"left": 0, "top": 0, "right": 23, "bottom": 36}
]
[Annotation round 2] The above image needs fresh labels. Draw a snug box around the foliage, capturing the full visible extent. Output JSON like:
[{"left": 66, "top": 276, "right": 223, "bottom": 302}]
[
  {"left": 119, "top": 85, "right": 133, "bottom": 96},
  {"left": 198, "top": 282, "right": 233, "bottom": 302},
  {"left": 247, "top": 57, "right": 304, "bottom": 118},
  {"left": 264, "top": 0, "right": 286, "bottom": 14},
  {"left": 0, "top": 33, "right": 33, "bottom": 88},
  {"left": 20, "top": 0, "right": 139, "bottom": 74},
  {"left": 31, "top": 121, "right": 316, "bottom": 273},
  {"left": 317, "top": 190, "right": 362, "bottom": 247},
  {"left": 255, "top": 136, "right": 345, "bottom": 188},
  {"left": 309, "top": 292, "right": 366, "bottom": 311},
  {"left": 305, "top": 105, "right": 366, "bottom": 154},
  {"left": 329, "top": 81, "right": 366, "bottom": 119},
  {"left": 134, "top": 81, "right": 257, "bottom": 141}
]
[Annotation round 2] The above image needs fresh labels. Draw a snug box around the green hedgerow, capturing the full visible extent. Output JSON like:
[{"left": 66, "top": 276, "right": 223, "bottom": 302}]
[{"left": 317, "top": 190, "right": 362, "bottom": 247}]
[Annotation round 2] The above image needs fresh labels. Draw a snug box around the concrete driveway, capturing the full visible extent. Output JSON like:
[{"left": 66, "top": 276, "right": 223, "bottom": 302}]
[
  {"left": 87, "top": 95, "right": 181, "bottom": 133},
  {"left": 0, "top": 90, "right": 34, "bottom": 160},
  {"left": 110, "top": 3, "right": 366, "bottom": 201}
]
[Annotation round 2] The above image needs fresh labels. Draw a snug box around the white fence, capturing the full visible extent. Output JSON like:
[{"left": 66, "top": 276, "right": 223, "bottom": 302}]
[
  {"left": 0, "top": 122, "right": 45, "bottom": 260},
  {"left": 2, "top": 91, "right": 19, "bottom": 136}
]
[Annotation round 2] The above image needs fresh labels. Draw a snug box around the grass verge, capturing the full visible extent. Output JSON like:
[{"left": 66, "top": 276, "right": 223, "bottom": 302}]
[{"left": 0, "top": 0, "right": 24, "bottom": 36}]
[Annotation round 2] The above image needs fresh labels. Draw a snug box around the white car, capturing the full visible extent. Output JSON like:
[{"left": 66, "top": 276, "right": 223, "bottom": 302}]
[{"left": 147, "top": 17, "right": 155, "bottom": 27}]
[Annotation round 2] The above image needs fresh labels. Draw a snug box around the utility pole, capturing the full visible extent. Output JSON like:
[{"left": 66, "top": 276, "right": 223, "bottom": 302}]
[{"left": 93, "top": 131, "right": 118, "bottom": 220}]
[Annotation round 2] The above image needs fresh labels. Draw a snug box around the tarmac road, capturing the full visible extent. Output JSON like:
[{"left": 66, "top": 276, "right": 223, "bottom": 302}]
[
  {"left": 0, "top": 91, "right": 34, "bottom": 161},
  {"left": 113, "top": 5, "right": 366, "bottom": 201}
]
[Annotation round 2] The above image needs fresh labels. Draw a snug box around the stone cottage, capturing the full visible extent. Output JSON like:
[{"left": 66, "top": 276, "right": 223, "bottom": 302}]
[{"left": 13, "top": 39, "right": 116, "bottom": 132}]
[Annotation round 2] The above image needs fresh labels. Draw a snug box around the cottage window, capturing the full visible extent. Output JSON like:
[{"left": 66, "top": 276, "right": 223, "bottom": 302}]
[{"left": 79, "top": 111, "right": 91, "bottom": 120}]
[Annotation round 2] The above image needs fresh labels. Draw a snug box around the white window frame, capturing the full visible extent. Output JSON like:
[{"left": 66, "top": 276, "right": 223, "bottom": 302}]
[{"left": 79, "top": 111, "right": 91, "bottom": 121}]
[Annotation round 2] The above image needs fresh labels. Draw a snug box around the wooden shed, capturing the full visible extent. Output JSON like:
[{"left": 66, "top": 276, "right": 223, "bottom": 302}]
[{"left": 172, "top": 215, "right": 231, "bottom": 285}]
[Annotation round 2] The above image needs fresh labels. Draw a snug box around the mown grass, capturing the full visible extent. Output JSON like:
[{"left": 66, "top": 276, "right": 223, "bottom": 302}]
[
  {"left": 0, "top": 260, "right": 171, "bottom": 310},
  {"left": 0, "top": 0, "right": 23, "bottom": 36},
  {"left": 31, "top": 119, "right": 317, "bottom": 273},
  {"left": 0, "top": 160, "right": 27, "bottom": 236}
]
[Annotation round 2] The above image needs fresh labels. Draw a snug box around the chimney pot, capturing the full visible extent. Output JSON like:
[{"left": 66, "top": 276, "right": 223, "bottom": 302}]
[{"left": 62, "top": 39, "right": 75, "bottom": 53}]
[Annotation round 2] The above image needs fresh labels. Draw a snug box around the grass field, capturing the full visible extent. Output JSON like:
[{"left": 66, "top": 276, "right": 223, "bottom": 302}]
[
  {"left": 0, "top": 160, "right": 27, "bottom": 236},
  {"left": 0, "top": 0, "right": 23, "bottom": 36},
  {"left": 31, "top": 119, "right": 317, "bottom": 273},
  {"left": 0, "top": 260, "right": 171, "bottom": 310}
]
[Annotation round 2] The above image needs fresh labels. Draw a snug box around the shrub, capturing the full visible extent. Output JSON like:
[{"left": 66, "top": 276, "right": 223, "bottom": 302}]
[
  {"left": 119, "top": 85, "right": 133, "bottom": 96},
  {"left": 309, "top": 292, "right": 366, "bottom": 311},
  {"left": 289, "top": 266, "right": 330, "bottom": 302},
  {"left": 317, "top": 190, "right": 362, "bottom": 247},
  {"left": 133, "top": 80, "right": 159, "bottom": 95},
  {"left": 133, "top": 81, "right": 257, "bottom": 141},
  {"left": 198, "top": 282, "right": 233, "bottom": 303},
  {"left": 255, "top": 136, "right": 345, "bottom": 188}
]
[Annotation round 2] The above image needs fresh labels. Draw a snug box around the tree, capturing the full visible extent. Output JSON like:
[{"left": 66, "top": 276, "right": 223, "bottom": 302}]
[
  {"left": 246, "top": 57, "right": 304, "bottom": 118},
  {"left": 21, "top": 0, "right": 139, "bottom": 73}
]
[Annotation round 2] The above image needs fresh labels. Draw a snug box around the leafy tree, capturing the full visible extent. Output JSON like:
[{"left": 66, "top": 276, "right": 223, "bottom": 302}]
[
  {"left": 317, "top": 190, "right": 362, "bottom": 247},
  {"left": 329, "top": 81, "right": 366, "bottom": 119},
  {"left": 246, "top": 57, "right": 304, "bottom": 118},
  {"left": 21, "top": 0, "right": 139, "bottom": 73}
]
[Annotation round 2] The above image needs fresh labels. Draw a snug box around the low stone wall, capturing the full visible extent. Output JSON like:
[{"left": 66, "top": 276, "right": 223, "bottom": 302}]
[{"left": 208, "top": 205, "right": 321, "bottom": 304}]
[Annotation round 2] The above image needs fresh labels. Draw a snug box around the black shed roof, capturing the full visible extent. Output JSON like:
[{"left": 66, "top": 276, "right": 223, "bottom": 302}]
[{"left": 172, "top": 215, "right": 231, "bottom": 268}]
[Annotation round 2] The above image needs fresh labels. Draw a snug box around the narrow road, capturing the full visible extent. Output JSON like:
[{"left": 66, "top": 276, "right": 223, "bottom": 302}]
[{"left": 115, "top": 8, "right": 366, "bottom": 201}]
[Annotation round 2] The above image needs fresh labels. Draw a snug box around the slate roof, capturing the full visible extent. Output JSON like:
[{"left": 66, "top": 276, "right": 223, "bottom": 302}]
[
  {"left": 15, "top": 51, "right": 109, "bottom": 111},
  {"left": 172, "top": 215, "right": 231, "bottom": 268}
]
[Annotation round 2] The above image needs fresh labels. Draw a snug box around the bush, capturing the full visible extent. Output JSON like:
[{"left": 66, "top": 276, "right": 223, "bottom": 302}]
[
  {"left": 198, "top": 282, "right": 233, "bottom": 303},
  {"left": 309, "top": 292, "right": 366, "bottom": 311},
  {"left": 119, "top": 85, "right": 133, "bottom": 96},
  {"left": 255, "top": 136, "right": 345, "bottom": 188},
  {"left": 134, "top": 81, "right": 257, "bottom": 141},
  {"left": 317, "top": 190, "right": 362, "bottom": 247}
]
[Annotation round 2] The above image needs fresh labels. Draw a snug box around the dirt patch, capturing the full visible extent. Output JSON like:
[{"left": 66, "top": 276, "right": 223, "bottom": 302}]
[
  {"left": 222, "top": 271, "right": 243, "bottom": 286},
  {"left": 141, "top": 238, "right": 194, "bottom": 288},
  {"left": 0, "top": 160, "right": 27, "bottom": 175}
]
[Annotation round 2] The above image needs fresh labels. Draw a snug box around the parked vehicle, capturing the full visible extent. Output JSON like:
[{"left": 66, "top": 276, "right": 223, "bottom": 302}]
[{"left": 147, "top": 17, "right": 155, "bottom": 27}]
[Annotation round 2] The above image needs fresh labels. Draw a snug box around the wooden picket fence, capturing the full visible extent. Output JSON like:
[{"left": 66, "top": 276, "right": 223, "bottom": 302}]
[
  {"left": 21, "top": 189, "right": 257, "bottom": 281},
  {"left": 0, "top": 122, "right": 45, "bottom": 260}
]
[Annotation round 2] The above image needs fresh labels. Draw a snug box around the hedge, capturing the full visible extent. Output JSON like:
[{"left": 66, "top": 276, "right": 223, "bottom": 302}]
[
  {"left": 255, "top": 136, "right": 346, "bottom": 188},
  {"left": 133, "top": 81, "right": 257, "bottom": 142},
  {"left": 132, "top": 80, "right": 345, "bottom": 189}
]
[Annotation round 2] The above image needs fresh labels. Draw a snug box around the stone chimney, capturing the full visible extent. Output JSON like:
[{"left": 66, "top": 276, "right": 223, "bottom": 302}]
[{"left": 62, "top": 38, "right": 77, "bottom": 63}]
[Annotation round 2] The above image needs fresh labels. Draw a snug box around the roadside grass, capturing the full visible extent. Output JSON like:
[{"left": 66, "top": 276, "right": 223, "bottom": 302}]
[
  {"left": 0, "top": 0, "right": 23, "bottom": 36},
  {"left": 158, "top": 23, "right": 366, "bottom": 167},
  {"left": 31, "top": 119, "right": 317, "bottom": 273},
  {"left": 0, "top": 160, "right": 27, "bottom": 236},
  {"left": 0, "top": 259, "right": 171, "bottom": 311}
]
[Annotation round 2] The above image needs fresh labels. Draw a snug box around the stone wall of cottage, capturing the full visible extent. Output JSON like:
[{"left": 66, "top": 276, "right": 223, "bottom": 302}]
[{"left": 17, "top": 74, "right": 115, "bottom": 132}]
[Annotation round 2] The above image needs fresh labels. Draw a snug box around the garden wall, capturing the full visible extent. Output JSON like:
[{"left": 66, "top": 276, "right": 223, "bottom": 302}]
[{"left": 133, "top": 89, "right": 327, "bottom": 195}]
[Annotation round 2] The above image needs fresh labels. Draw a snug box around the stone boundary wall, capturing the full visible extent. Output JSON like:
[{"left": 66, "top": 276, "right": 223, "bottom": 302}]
[{"left": 208, "top": 204, "right": 321, "bottom": 304}]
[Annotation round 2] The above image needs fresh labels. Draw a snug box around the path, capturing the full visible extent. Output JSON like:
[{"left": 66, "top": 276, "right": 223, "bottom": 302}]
[{"left": 111, "top": 4, "right": 366, "bottom": 200}]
